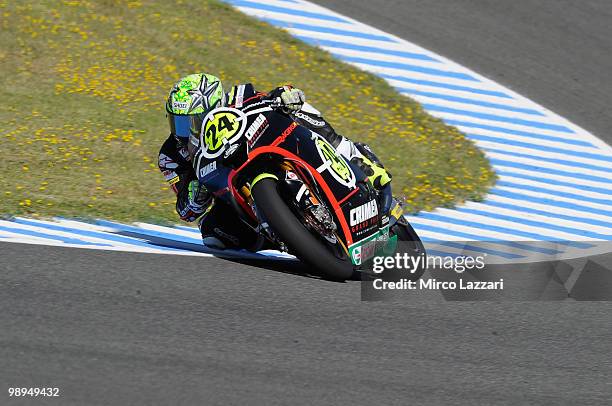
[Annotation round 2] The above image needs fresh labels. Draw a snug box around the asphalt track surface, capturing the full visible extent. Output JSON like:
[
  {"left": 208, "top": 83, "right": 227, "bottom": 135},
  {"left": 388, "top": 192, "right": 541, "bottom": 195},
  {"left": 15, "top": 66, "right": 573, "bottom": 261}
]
[
  {"left": 3, "top": 2, "right": 612, "bottom": 405},
  {"left": 2, "top": 242, "right": 612, "bottom": 405}
]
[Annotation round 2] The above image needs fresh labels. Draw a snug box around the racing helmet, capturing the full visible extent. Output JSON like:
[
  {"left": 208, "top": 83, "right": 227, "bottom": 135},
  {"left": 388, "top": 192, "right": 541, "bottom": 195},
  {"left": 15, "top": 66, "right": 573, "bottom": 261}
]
[{"left": 166, "top": 73, "right": 226, "bottom": 156}]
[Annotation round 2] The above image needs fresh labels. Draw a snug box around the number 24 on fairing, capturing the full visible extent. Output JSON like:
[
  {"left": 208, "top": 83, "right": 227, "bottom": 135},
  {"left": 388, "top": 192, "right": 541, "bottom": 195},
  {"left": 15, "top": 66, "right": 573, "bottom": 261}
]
[{"left": 200, "top": 107, "right": 247, "bottom": 158}]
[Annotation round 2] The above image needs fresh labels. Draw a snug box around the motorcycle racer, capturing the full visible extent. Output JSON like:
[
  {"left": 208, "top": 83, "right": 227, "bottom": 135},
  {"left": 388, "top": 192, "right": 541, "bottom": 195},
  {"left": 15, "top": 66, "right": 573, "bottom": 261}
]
[{"left": 158, "top": 73, "right": 392, "bottom": 250}]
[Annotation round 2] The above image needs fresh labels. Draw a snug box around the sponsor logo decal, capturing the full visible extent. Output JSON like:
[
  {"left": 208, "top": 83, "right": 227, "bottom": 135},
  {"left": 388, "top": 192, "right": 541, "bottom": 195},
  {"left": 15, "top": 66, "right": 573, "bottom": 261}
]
[
  {"left": 349, "top": 227, "right": 392, "bottom": 266},
  {"left": 223, "top": 143, "right": 240, "bottom": 159},
  {"left": 235, "top": 85, "right": 245, "bottom": 108},
  {"left": 360, "top": 239, "right": 378, "bottom": 262},
  {"left": 285, "top": 171, "right": 299, "bottom": 181},
  {"left": 294, "top": 111, "right": 325, "bottom": 127},
  {"left": 199, "top": 161, "right": 217, "bottom": 178},
  {"left": 243, "top": 100, "right": 267, "bottom": 110},
  {"left": 350, "top": 200, "right": 378, "bottom": 227},
  {"left": 159, "top": 153, "right": 178, "bottom": 169},
  {"left": 279, "top": 121, "right": 297, "bottom": 142},
  {"left": 390, "top": 203, "right": 403, "bottom": 219},
  {"left": 245, "top": 114, "right": 269, "bottom": 147},
  {"left": 172, "top": 101, "right": 189, "bottom": 110},
  {"left": 353, "top": 246, "right": 362, "bottom": 266},
  {"left": 178, "top": 147, "right": 190, "bottom": 159},
  {"left": 163, "top": 170, "right": 180, "bottom": 184}
]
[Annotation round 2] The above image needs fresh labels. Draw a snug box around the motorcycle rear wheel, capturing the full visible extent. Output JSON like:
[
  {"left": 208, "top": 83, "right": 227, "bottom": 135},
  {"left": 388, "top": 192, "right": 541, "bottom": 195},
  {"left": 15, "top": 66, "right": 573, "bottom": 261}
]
[{"left": 391, "top": 219, "right": 427, "bottom": 280}]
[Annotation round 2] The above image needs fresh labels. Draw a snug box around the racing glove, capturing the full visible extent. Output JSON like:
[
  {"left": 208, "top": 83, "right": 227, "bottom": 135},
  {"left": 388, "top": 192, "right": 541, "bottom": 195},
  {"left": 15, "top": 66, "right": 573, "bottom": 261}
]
[
  {"left": 270, "top": 85, "right": 305, "bottom": 112},
  {"left": 177, "top": 180, "right": 211, "bottom": 222}
]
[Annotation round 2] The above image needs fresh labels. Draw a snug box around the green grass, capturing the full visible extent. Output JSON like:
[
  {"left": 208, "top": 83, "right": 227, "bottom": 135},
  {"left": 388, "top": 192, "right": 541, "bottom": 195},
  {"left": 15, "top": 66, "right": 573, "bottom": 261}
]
[{"left": 0, "top": 0, "right": 495, "bottom": 223}]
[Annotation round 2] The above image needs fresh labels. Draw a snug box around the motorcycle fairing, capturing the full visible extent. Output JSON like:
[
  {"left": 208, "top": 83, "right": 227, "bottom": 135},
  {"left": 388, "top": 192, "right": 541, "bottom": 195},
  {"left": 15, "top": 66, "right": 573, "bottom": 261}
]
[{"left": 193, "top": 104, "right": 387, "bottom": 248}]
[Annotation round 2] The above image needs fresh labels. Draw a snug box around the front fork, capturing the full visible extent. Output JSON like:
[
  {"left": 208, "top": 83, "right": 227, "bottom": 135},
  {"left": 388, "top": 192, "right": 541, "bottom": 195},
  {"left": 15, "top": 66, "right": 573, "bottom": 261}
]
[{"left": 244, "top": 163, "right": 341, "bottom": 251}]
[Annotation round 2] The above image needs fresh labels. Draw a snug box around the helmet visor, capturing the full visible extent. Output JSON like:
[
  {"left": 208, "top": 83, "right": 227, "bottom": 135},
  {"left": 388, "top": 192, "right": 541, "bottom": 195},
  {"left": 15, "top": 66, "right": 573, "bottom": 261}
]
[{"left": 168, "top": 113, "right": 205, "bottom": 140}]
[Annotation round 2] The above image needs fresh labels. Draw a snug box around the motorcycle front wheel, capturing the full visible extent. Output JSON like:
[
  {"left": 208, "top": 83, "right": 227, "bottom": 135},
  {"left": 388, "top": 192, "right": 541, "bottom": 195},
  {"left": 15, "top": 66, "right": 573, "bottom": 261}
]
[{"left": 251, "top": 177, "right": 354, "bottom": 281}]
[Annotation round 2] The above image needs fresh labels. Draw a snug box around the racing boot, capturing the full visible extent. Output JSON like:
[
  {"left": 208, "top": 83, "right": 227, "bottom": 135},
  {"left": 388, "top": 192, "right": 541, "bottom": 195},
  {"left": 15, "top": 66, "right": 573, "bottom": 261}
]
[
  {"left": 354, "top": 142, "right": 391, "bottom": 189},
  {"left": 336, "top": 139, "right": 391, "bottom": 189}
]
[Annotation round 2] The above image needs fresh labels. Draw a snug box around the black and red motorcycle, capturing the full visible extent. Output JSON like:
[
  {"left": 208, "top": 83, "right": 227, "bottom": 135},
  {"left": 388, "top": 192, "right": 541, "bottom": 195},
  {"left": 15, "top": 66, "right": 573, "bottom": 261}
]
[{"left": 191, "top": 99, "right": 425, "bottom": 281}]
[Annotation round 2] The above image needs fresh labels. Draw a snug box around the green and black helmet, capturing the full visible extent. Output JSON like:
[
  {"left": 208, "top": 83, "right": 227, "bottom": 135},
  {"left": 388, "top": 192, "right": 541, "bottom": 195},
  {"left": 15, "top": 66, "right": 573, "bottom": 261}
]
[{"left": 166, "top": 73, "right": 226, "bottom": 149}]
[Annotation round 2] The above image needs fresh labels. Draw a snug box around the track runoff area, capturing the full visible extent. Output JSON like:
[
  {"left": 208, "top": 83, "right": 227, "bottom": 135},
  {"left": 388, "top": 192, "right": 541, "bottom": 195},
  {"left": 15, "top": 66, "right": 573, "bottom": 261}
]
[{"left": 2, "top": 0, "right": 612, "bottom": 280}]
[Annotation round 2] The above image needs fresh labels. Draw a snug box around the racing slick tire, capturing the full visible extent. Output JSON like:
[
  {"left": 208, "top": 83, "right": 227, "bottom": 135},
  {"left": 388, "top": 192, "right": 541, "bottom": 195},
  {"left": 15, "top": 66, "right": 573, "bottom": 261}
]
[{"left": 251, "top": 177, "right": 354, "bottom": 281}]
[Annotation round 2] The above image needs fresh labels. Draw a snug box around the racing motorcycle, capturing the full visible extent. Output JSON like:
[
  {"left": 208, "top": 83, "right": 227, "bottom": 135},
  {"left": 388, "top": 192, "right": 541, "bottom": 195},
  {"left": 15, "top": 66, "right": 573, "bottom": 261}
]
[{"left": 191, "top": 99, "right": 426, "bottom": 281}]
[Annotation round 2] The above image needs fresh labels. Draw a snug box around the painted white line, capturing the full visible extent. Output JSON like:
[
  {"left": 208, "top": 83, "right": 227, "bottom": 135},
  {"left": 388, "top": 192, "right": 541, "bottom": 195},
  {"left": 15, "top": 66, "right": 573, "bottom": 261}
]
[
  {"left": 494, "top": 185, "right": 612, "bottom": 212},
  {"left": 292, "top": 31, "right": 441, "bottom": 57},
  {"left": 133, "top": 222, "right": 203, "bottom": 239},
  {"left": 0, "top": 220, "right": 144, "bottom": 248},
  {"left": 491, "top": 165, "right": 612, "bottom": 191},
  {"left": 407, "top": 216, "right": 530, "bottom": 241},
  {"left": 461, "top": 201, "right": 612, "bottom": 235},
  {"left": 395, "top": 84, "right": 532, "bottom": 108},
  {"left": 0, "top": 237, "right": 213, "bottom": 256},
  {"left": 52, "top": 218, "right": 123, "bottom": 233},
  {"left": 347, "top": 61, "right": 479, "bottom": 85},
  {"left": 323, "top": 47, "right": 448, "bottom": 69},
  {"left": 425, "top": 110, "right": 571, "bottom": 135},
  {"left": 484, "top": 151, "right": 611, "bottom": 178},
  {"left": 232, "top": 6, "right": 394, "bottom": 38},
  {"left": 407, "top": 94, "right": 556, "bottom": 122},
  {"left": 434, "top": 112, "right": 599, "bottom": 139},
  {"left": 410, "top": 230, "right": 467, "bottom": 241},
  {"left": 432, "top": 208, "right": 602, "bottom": 241},
  {"left": 497, "top": 175, "right": 612, "bottom": 201},
  {"left": 485, "top": 194, "right": 612, "bottom": 224},
  {"left": 476, "top": 141, "right": 612, "bottom": 168},
  {"left": 245, "top": 0, "right": 350, "bottom": 18},
  {"left": 0, "top": 230, "right": 60, "bottom": 244},
  {"left": 453, "top": 126, "right": 605, "bottom": 151}
]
